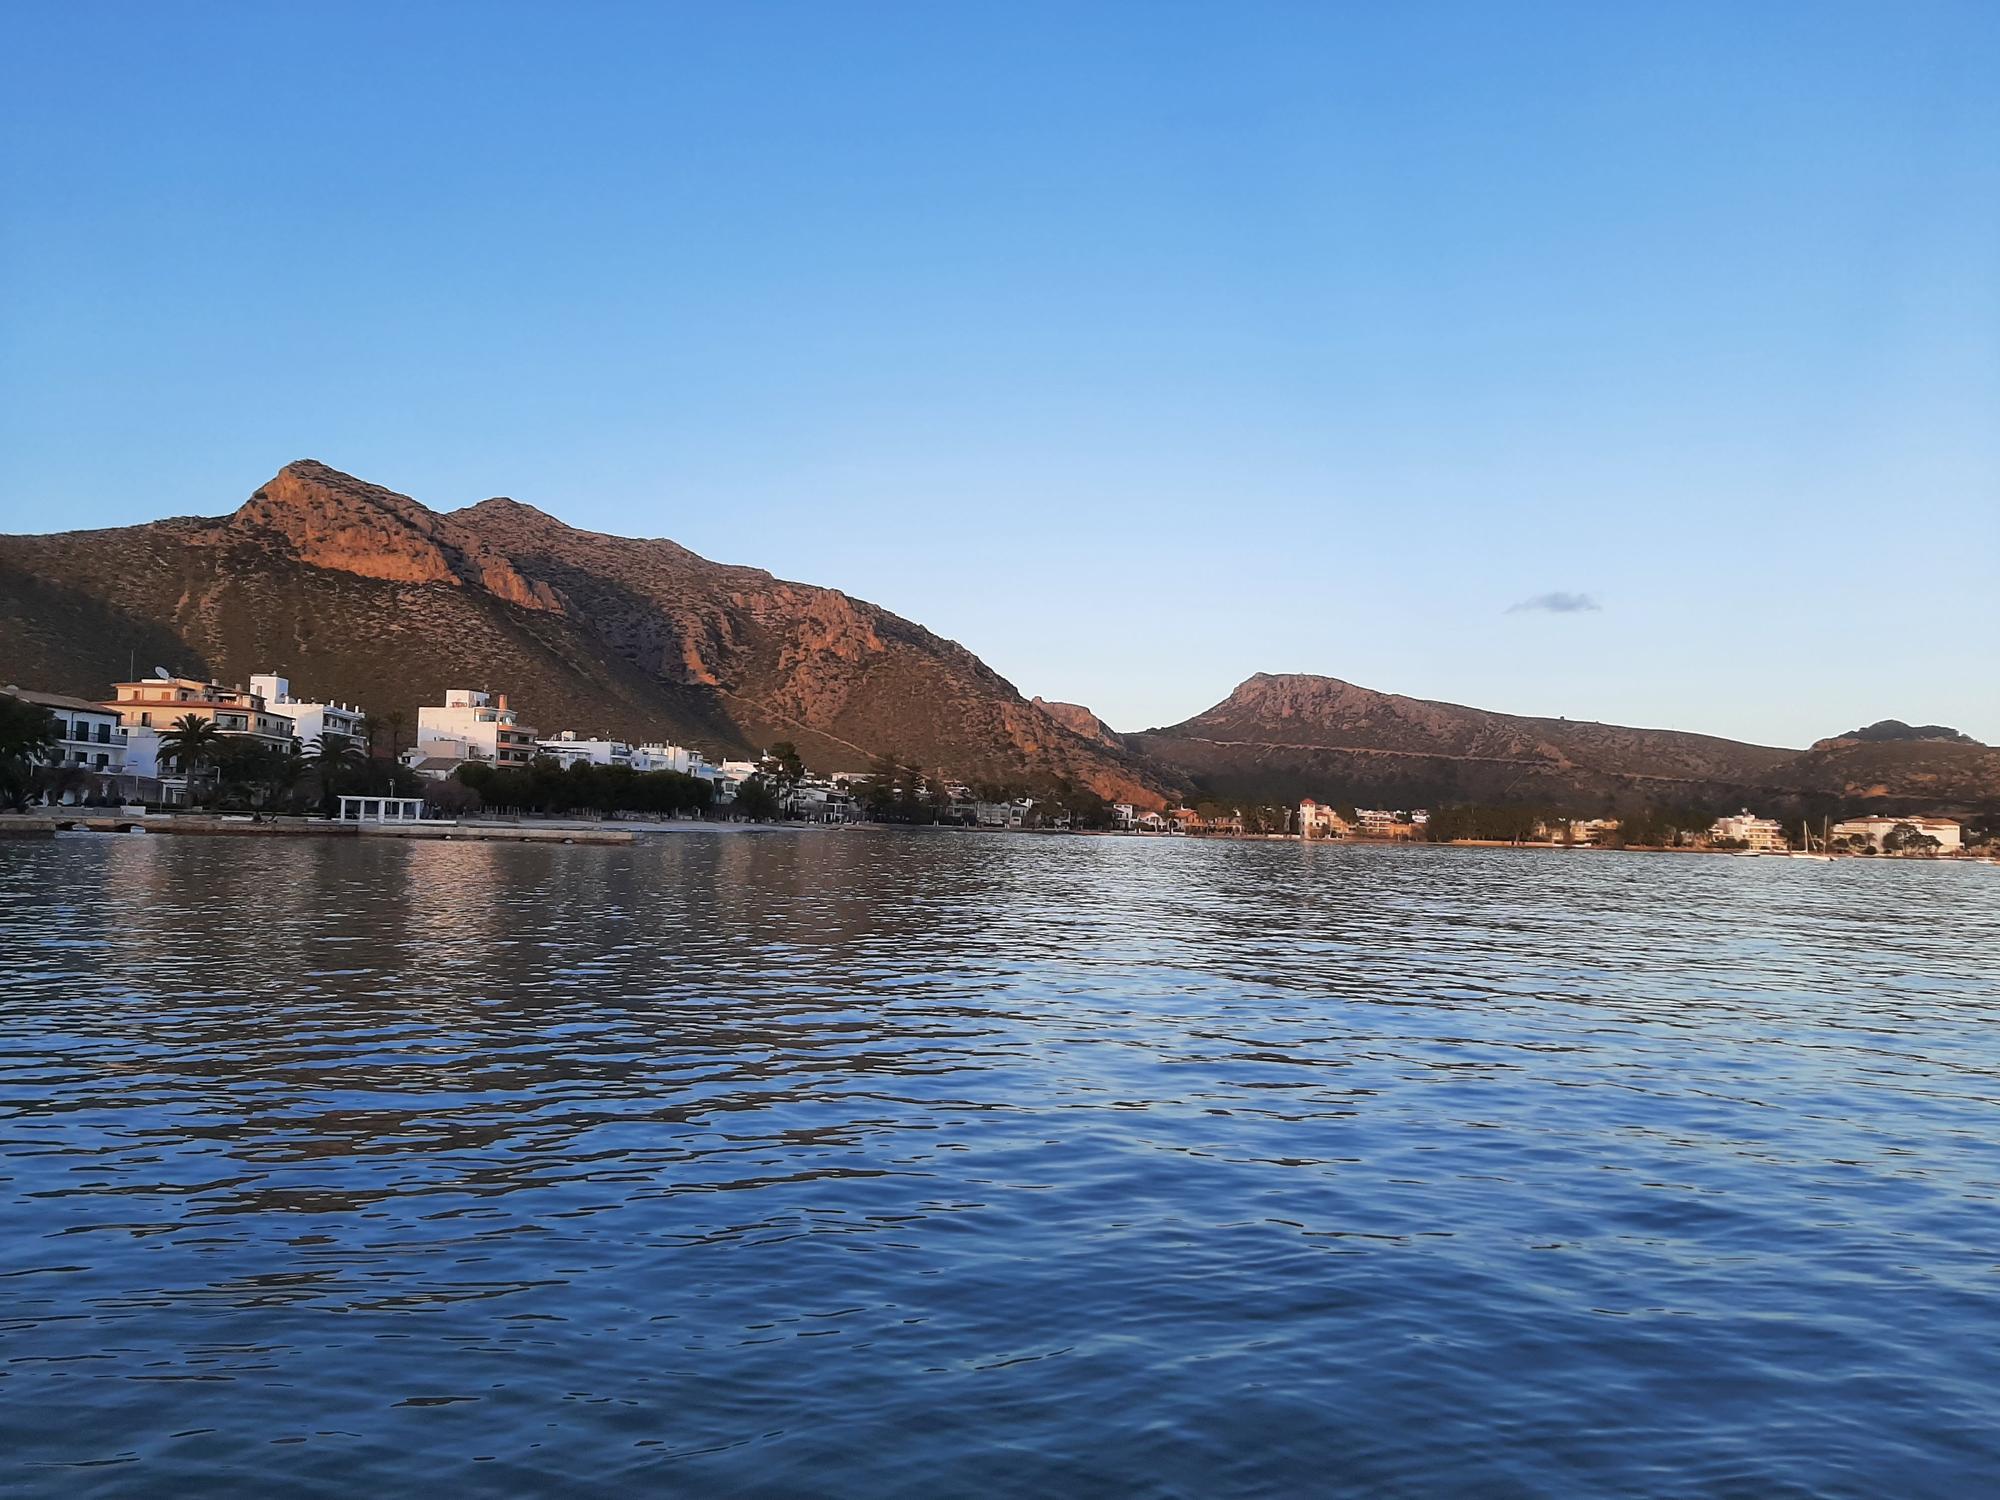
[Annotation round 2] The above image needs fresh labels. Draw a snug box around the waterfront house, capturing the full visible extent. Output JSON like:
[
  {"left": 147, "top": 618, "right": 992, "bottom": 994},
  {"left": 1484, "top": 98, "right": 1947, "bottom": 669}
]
[
  {"left": 975, "top": 799, "right": 1029, "bottom": 829},
  {"left": 1830, "top": 816, "right": 1963, "bottom": 854},
  {"left": 1298, "top": 799, "right": 1351, "bottom": 838},
  {"left": 785, "top": 780, "right": 854, "bottom": 823}
]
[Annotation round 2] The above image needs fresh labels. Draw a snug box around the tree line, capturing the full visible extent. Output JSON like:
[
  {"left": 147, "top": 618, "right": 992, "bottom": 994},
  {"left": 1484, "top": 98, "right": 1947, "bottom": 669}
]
[{"left": 452, "top": 758, "right": 717, "bottom": 817}]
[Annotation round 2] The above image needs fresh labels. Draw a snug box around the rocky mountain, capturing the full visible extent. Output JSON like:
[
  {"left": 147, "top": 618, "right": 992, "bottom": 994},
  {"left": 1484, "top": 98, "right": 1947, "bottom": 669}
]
[
  {"left": 1128, "top": 673, "right": 1999, "bottom": 815},
  {"left": 0, "top": 461, "right": 1172, "bottom": 805}
]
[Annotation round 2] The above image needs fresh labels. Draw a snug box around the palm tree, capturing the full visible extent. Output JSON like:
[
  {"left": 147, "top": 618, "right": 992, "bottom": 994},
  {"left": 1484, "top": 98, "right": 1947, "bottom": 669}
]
[
  {"left": 0, "top": 693, "right": 61, "bottom": 811},
  {"left": 307, "top": 733, "right": 364, "bottom": 810},
  {"left": 158, "top": 715, "right": 223, "bottom": 803},
  {"left": 382, "top": 710, "right": 410, "bottom": 761}
]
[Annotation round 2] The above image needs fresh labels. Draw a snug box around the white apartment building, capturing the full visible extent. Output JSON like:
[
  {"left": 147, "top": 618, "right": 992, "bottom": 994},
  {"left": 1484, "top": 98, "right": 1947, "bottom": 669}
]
[
  {"left": 1831, "top": 816, "right": 1963, "bottom": 854},
  {"left": 1710, "top": 811, "right": 1789, "bottom": 851},
  {"left": 535, "top": 732, "right": 634, "bottom": 769},
  {"left": 6, "top": 688, "right": 125, "bottom": 776},
  {"left": 250, "top": 674, "right": 366, "bottom": 750},
  {"left": 415, "top": 689, "right": 538, "bottom": 768},
  {"left": 633, "top": 743, "right": 700, "bottom": 775}
]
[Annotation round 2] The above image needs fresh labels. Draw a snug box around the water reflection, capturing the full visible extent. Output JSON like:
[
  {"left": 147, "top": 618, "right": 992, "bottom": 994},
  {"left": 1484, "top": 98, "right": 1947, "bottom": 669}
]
[{"left": 2, "top": 834, "right": 1998, "bottom": 1496}]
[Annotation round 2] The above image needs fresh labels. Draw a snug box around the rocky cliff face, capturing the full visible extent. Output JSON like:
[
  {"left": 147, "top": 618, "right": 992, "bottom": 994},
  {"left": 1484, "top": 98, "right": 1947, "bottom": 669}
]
[
  {"left": 1030, "top": 698, "right": 1124, "bottom": 751},
  {"left": 0, "top": 462, "right": 1171, "bottom": 805},
  {"left": 229, "top": 463, "right": 564, "bottom": 612}
]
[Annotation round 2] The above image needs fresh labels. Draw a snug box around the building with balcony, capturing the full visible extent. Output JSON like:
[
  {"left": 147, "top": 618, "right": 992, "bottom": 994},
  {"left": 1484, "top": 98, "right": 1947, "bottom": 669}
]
[
  {"left": 103, "top": 675, "right": 296, "bottom": 749},
  {"left": 5, "top": 687, "right": 124, "bottom": 776},
  {"left": 249, "top": 674, "right": 367, "bottom": 750},
  {"left": 414, "top": 689, "right": 538, "bottom": 768},
  {"left": 534, "top": 731, "right": 635, "bottom": 769},
  {"left": 4, "top": 686, "right": 139, "bottom": 801}
]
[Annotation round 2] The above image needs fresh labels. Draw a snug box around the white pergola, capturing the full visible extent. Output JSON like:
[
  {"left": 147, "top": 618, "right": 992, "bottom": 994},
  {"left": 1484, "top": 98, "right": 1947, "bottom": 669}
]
[{"left": 338, "top": 795, "right": 427, "bottom": 823}]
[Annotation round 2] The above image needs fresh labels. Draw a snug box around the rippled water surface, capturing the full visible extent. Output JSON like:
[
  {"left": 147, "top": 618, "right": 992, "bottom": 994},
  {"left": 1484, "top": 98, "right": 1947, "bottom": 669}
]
[{"left": 3, "top": 832, "right": 1999, "bottom": 1496}]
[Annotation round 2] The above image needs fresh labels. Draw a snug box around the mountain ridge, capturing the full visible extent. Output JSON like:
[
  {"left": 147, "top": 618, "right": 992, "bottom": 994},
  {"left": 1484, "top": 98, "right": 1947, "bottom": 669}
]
[
  {"left": 3, "top": 463, "right": 1994, "bottom": 817},
  {"left": 0, "top": 461, "right": 1175, "bottom": 806},
  {"left": 1130, "top": 672, "right": 1998, "bottom": 815}
]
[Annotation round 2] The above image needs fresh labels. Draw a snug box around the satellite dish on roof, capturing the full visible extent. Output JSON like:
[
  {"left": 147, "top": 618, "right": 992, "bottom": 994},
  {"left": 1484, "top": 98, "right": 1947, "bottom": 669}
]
[{"left": 153, "top": 666, "right": 171, "bottom": 679}]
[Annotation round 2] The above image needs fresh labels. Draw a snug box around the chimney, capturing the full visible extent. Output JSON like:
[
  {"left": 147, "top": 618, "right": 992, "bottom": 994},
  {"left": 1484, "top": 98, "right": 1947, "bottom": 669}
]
[{"left": 495, "top": 693, "right": 509, "bottom": 712}]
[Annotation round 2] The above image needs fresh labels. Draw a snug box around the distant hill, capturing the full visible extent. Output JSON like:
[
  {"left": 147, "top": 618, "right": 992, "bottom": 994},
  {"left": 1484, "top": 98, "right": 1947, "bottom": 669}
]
[
  {"left": 1764, "top": 735, "right": 2000, "bottom": 809},
  {"left": 1811, "top": 719, "right": 1980, "bottom": 749},
  {"left": 0, "top": 461, "right": 1172, "bottom": 805},
  {"left": 1127, "top": 673, "right": 2000, "bottom": 815}
]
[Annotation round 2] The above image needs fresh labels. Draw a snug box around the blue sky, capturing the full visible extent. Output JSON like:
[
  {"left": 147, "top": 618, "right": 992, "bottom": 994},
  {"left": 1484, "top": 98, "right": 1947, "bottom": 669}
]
[{"left": 4, "top": 2, "right": 1995, "bottom": 746}]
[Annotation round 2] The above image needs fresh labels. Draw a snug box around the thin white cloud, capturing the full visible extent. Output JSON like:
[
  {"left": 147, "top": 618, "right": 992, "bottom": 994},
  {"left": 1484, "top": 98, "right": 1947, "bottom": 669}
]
[{"left": 1507, "top": 591, "right": 1601, "bottom": 615}]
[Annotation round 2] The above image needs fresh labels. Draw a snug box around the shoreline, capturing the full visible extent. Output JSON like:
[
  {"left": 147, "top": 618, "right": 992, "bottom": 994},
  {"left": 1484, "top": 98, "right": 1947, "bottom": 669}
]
[
  {"left": 3, "top": 812, "right": 1989, "bottom": 863},
  {"left": 0, "top": 811, "right": 811, "bottom": 844}
]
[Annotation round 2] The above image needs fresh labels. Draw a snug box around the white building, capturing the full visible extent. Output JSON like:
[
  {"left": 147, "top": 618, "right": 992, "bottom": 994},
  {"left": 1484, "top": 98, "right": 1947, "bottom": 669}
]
[
  {"left": 415, "top": 689, "right": 538, "bottom": 768},
  {"left": 5, "top": 687, "right": 131, "bottom": 800},
  {"left": 1831, "top": 816, "right": 1963, "bottom": 854},
  {"left": 6, "top": 688, "right": 124, "bottom": 777},
  {"left": 785, "top": 780, "right": 854, "bottom": 824},
  {"left": 715, "top": 760, "right": 762, "bottom": 792},
  {"left": 974, "top": 799, "right": 1030, "bottom": 829},
  {"left": 122, "top": 725, "right": 164, "bottom": 781},
  {"left": 250, "top": 674, "right": 367, "bottom": 751},
  {"left": 535, "top": 732, "right": 634, "bottom": 770},
  {"left": 633, "top": 742, "right": 697, "bottom": 774},
  {"left": 1710, "top": 810, "right": 1789, "bottom": 851}
]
